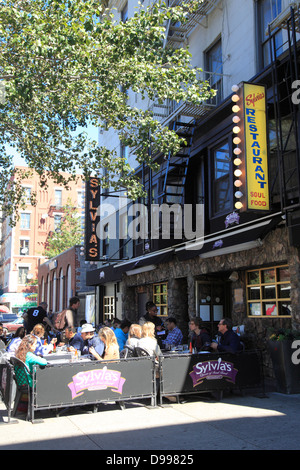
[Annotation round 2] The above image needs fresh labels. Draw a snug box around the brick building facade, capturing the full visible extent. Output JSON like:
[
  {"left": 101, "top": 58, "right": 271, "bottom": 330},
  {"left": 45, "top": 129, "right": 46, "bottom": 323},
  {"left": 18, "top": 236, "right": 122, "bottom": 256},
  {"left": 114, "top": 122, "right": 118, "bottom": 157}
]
[
  {"left": 0, "top": 167, "right": 84, "bottom": 313},
  {"left": 38, "top": 245, "right": 97, "bottom": 325}
]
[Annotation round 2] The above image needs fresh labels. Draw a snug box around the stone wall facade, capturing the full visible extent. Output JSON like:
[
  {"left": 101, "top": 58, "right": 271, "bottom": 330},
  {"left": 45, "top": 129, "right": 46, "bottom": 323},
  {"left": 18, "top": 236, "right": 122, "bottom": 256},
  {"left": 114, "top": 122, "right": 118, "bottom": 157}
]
[{"left": 121, "top": 226, "right": 300, "bottom": 377}]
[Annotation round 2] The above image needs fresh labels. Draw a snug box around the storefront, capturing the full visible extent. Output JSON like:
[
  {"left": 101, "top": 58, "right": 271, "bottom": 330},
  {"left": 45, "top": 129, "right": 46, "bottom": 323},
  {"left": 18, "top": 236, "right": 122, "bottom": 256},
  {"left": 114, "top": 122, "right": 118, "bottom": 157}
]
[
  {"left": 0, "top": 292, "right": 38, "bottom": 314},
  {"left": 86, "top": 11, "right": 300, "bottom": 379}
]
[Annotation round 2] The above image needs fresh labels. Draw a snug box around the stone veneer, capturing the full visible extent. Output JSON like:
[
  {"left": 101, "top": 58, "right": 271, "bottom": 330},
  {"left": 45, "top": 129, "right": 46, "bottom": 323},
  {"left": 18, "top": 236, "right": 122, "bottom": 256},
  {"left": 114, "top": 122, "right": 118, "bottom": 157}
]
[{"left": 121, "top": 226, "right": 300, "bottom": 378}]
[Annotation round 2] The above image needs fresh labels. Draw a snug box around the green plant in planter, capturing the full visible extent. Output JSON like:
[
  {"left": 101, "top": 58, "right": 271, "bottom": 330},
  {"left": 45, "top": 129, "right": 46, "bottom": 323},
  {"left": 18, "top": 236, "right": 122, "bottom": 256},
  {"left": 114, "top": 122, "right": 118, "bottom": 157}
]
[
  {"left": 267, "top": 327, "right": 300, "bottom": 394},
  {"left": 268, "top": 327, "right": 300, "bottom": 342}
]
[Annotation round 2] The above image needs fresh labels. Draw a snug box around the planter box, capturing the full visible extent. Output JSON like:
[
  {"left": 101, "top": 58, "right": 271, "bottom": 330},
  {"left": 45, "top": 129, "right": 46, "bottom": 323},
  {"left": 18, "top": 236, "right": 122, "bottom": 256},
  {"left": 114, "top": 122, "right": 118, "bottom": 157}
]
[{"left": 268, "top": 340, "right": 300, "bottom": 394}]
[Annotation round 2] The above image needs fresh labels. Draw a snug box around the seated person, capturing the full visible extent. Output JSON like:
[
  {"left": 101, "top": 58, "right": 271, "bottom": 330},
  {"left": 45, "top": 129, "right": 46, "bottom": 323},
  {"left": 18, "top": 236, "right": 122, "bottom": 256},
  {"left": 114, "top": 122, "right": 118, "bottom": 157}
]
[
  {"left": 137, "top": 322, "right": 162, "bottom": 358},
  {"left": 0, "top": 322, "right": 8, "bottom": 345},
  {"left": 77, "top": 319, "right": 88, "bottom": 334},
  {"left": 64, "top": 326, "right": 79, "bottom": 348},
  {"left": 189, "top": 317, "right": 211, "bottom": 352},
  {"left": 67, "top": 323, "right": 104, "bottom": 359},
  {"left": 31, "top": 324, "right": 57, "bottom": 356},
  {"left": 89, "top": 327, "right": 120, "bottom": 361},
  {"left": 15, "top": 334, "right": 47, "bottom": 387},
  {"left": 125, "top": 324, "right": 142, "bottom": 348},
  {"left": 162, "top": 317, "right": 183, "bottom": 347},
  {"left": 111, "top": 318, "right": 121, "bottom": 331},
  {"left": 210, "top": 318, "right": 243, "bottom": 354},
  {"left": 141, "top": 302, "right": 167, "bottom": 347},
  {"left": 114, "top": 319, "right": 131, "bottom": 351},
  {"left": 6, "top": 326, "right": 26, "bottom": 356}
]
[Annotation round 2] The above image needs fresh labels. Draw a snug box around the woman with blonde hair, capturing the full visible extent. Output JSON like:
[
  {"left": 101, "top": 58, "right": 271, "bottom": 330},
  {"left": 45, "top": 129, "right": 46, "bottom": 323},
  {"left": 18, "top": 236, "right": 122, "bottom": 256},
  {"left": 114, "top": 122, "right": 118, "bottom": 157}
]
[
  {"left": 89, "top": 326, "right": 120, "bottom": 361},
  {"left": 125, "top": 323, "right": 142, "bottom": 348},
  {"left": 15, "top": 335, "right": 47, "bottom": 387},
  {"left": 137, "top": 322, "right": 162, "bottom": 358},
  {"left": 31, "top": 323, "right": 57, "bottom": 356}
]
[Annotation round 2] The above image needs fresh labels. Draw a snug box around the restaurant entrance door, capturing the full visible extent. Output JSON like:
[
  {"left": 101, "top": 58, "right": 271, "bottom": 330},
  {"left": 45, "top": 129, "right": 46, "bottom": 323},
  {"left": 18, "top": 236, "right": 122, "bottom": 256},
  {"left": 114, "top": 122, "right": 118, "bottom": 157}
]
[{"left": 195, "top": 279, "right": 230, "bottom": 337}]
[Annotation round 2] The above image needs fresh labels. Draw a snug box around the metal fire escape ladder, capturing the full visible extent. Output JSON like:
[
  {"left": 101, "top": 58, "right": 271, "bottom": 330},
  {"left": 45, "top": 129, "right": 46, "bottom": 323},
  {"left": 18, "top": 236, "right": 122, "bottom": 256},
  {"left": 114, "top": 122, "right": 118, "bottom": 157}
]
[
  {"left": 161, "top": 120, "right": 196, "bottom": 206},
  {"left": 268, "top": 5, "right": 300, "bottom": 212},
  {"left": 164, "top": 0, "right": 220, "bottom": 50}
]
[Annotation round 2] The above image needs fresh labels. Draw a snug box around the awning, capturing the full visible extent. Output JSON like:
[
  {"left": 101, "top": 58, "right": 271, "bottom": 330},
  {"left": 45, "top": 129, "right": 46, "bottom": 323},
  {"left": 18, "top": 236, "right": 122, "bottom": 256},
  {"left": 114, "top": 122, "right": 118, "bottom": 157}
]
[
  {"left": 86, "top": 264, "right": 123, "bottom": 286},
  {"left": 86, "top": 214, "right": 282, "bottom": 284},
  {"left": 175, "top": 213, "right": 282, "bottom": 261},
  {"left": 86, "top": 248, "right": 174, "bottom": 285},
  {"left": 114, "top": 248, "right": 174, "bottom": 273}
]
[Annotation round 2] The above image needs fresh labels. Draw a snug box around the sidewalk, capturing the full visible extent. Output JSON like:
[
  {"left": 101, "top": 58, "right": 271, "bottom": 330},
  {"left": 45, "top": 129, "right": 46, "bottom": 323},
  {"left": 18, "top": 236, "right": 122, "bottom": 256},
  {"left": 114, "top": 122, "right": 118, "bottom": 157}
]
[{"left": 1, "top": 389, "right": 300, "bottom": 451}]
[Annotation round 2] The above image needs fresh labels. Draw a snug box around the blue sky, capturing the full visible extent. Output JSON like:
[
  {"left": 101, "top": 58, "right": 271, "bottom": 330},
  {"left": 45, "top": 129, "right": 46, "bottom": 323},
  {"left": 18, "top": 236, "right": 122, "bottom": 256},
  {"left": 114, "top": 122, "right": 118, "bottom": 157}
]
[{"left": 10, "top": 124, "right": 99, "bottom": 167}]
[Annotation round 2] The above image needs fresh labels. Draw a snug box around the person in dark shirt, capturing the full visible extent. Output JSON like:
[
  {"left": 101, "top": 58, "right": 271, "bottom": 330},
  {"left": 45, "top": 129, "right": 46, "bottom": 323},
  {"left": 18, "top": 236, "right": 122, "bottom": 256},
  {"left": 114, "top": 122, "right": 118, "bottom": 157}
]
[
  {"left": 65, "top": 323, "right": 104, "bottom": 359},
  {"left": 211, "top": 318, "right": 243, "bottom": 353},
  {"left": 25, "top": 302, "right": 55, "bottom": 333},
  {"left": 64, "top": 326, "right": 78, "bottom": 348},
  {"left": 189, "top": 317, "right": 211, "bottom": 351},
  {"left": 140, "top": 301, "right": 166, "bottom": 344},
  {"left": 140, "top": 301, "right": 164, "bottom": 330}
]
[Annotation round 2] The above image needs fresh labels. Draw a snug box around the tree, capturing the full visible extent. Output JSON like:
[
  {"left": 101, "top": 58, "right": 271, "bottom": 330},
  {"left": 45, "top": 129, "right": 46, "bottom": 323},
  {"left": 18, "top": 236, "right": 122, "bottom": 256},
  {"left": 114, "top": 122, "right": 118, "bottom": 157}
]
[
  {"left": 0, "top": 0, "right": 215, "bottom": 219},
  {"left": 44, "top": 200, "right": 82, "bottom": 258}
]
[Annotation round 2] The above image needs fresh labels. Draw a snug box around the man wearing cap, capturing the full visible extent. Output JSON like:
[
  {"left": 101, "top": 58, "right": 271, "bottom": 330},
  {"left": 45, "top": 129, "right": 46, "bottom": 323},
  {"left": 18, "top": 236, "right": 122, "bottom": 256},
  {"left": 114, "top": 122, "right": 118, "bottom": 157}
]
[{"left": 68, "top": 323, "right": 104, "bottom": 359}]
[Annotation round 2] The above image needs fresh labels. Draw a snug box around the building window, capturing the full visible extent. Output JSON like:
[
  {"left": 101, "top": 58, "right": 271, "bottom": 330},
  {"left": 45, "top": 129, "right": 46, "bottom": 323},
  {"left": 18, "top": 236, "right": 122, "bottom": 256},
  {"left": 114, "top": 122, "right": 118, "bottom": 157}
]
[
  {"left": 20, "top": 213, "right": 31, "bottom": 230},
  {"left": 246, "top": 265, "right": 291, "bottom": 317},
  {"left": 22, "top": 187, "right": 32, "bottom": 204},
  {"left": 103, "top": 296, "right": 114, "bottom": 320},
  {"left": 77, "top": 190, "right": 83, "bottom": 208},
  {"left": 269, "top": 114, "right": 298, "bottom": 203},
  {"left": 153, "top": 282, "right": 168, "bottom": 316},
  {"left": 54, "top": 189, "right": 62, "bottom": 207},
  {"left": 258, "top": 0, "right": 282, "bottom": 67},
  {"left": 211, "top": 140, "right": 231, "bottom": 216},
  {"left": 59, "top": 269, "right": 64, "bottom": 312},
  {"left": 54, "top": 214, "right": 62, "bottom": 231},
  {"left": 205, "top": 38, "right": 223, "bottom": 105},
  {"left": 18, "top": 266, "right": 29, "bottom": 284},
  {"left": 102, "top": 223, "right": 109, "bottom": 257},
  {"left": 119, "top": 213, "right": 129, "bottom": 259},
  {"left": 120, "top": 143, "right": 129, "bottom": 176},
  {"left": 20, "top": 239, "right": 29, "bottom": 256},
  {"left": 121, "top": 2, "right": 128, "bottom": 23}
]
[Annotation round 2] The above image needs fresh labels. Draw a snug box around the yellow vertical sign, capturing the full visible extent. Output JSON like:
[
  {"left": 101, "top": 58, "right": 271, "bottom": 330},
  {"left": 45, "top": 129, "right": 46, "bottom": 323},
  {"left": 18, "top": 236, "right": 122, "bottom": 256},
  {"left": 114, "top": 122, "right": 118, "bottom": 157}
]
[{"left": 243, "top": 83, "right": 269, "bottom": 211}]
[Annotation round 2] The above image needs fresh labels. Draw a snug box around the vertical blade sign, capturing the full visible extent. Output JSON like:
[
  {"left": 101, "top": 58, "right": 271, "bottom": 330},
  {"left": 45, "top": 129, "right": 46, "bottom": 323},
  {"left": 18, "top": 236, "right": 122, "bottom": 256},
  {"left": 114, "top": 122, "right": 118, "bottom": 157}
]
[{"left": 85, "top": 177, "right": 100, "bottom": 260}]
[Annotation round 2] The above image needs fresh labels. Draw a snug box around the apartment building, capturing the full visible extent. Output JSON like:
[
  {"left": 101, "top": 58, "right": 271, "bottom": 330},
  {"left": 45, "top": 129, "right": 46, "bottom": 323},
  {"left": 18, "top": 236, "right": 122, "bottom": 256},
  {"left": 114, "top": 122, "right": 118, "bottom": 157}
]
[
  {"left": 0, "top": 167, "right": 84, "bottom": 313},
  {"left": 86, "top": 1, "right": 300, "bottom": 372}
]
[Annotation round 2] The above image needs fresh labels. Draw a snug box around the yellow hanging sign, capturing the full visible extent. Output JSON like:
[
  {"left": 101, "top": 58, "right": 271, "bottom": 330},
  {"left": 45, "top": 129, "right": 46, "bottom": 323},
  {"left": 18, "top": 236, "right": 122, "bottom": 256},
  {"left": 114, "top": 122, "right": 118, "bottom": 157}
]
[{"left": 243, "top": 82, "right": 269, "bottom": 211}]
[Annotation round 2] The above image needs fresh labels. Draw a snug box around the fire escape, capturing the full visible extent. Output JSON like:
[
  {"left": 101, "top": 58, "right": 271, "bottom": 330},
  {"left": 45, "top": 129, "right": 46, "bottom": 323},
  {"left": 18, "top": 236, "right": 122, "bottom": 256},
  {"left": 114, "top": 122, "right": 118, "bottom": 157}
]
[
  {"left": 107, "top": 1, "right": 223, "bottom": 211},
  {"left": 102, "top": 0, "right": 224, "bottom": 259},
  {"left": 151, "top": 0, "right": 222, "bottom": 207},
  {"left": 267, "top": 5, "right": 300, "bottom": 246}
]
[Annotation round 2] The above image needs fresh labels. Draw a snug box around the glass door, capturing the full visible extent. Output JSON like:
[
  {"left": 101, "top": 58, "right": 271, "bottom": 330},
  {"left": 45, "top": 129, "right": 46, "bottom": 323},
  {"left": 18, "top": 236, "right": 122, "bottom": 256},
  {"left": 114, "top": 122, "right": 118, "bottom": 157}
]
[{"left": 195, "top": 280, "right": 228, "bottom": 336}]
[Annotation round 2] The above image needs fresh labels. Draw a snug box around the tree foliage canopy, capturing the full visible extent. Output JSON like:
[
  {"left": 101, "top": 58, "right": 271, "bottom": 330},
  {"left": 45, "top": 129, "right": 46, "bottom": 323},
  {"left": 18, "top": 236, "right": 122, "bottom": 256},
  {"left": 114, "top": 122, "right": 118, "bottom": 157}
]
[
  {"left": 44, "top": 199, "right": 82, "bottom": 258},
  {"left": 0, "top": 0, "right": 215, "bottom": 219}
]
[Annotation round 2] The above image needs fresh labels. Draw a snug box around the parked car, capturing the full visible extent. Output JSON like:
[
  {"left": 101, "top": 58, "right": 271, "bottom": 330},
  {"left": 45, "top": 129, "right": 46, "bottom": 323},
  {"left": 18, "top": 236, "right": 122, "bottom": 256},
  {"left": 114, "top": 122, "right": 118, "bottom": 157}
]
[
  {"left": 4, "top": 317, "right": 24, "bottom": 333},
  {"left": 0, "top": 313, "right": 19, "bottom": 323}
]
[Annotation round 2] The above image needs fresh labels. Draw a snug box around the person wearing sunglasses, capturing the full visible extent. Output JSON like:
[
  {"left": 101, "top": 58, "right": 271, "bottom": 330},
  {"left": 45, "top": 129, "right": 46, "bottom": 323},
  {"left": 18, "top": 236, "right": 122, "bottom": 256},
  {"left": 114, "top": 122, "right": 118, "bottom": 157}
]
[{"left": 210, "top": 318, "right": 243, "bottom": 354}]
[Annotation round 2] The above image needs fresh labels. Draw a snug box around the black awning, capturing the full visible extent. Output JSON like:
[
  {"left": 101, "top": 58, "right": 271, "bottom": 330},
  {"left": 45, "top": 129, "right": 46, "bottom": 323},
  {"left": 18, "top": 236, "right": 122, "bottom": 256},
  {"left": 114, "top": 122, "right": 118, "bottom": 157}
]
[
  {"left": 86, "top": 249, "right": 174, "bottom": 285},
  {"left": 119, "top": 249, "right": 174, "bottom": 273},
  {"left": 175, "top": 214, "right": 282, "bottom": 261},
  {"left": 86, "top": 263, "right": 123, "bottom": 286}
]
